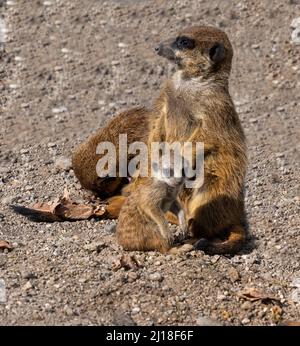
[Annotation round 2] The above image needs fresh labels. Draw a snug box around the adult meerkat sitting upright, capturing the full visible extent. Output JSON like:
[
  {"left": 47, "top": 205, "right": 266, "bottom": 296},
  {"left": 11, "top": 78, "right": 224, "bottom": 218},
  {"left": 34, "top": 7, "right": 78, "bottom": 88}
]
[
  {"left": 147, "top": 26, "right": 247, "bottom": 254},
  {"left": 72, "top": 26, "right": 247, "bottom": 255}
]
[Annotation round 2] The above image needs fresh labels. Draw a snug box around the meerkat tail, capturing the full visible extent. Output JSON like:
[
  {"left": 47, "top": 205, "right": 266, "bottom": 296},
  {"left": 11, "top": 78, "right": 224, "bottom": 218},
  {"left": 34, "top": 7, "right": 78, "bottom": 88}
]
[{"left": 195, "top": 225, "right": 246, "bottom": 255}]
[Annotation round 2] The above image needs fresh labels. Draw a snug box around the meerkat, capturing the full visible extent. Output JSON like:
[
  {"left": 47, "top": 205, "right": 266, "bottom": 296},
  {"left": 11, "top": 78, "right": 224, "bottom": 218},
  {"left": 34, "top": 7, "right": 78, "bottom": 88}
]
[
  {"left": 72, "top": 107, "right": 150, "bottom": 199},
  {"left": 147, "top": 26, "right": 247, "bottom": 254},
  {"left": 116, "top": 154, "right": 187, "bottom": 252},
  {"left": 72, "top": 26, "right": 247, "bottom": 255}
]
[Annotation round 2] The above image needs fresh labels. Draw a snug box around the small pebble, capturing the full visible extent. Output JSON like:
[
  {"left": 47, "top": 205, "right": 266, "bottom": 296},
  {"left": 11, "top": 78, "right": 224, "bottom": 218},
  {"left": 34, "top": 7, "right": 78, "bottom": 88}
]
[
  {"left": 196, "top": 316, "right": 222, "bottom": 326},
  {"left": 1, "top": 196, "right": 16, "bottom": 205},
  {"left": 241, "top": 318, "right": 250, "bottom": 324},
  {"left": 291, "top": 27, "right": 300, "bottom": 45},
  {"left": 291, "top": 17, "right": 300, "bottom": 29},
  {"left": 149, "top": 272, "right": 163, "bottom": 282},
  {"left": 228, "top": 267, "right": 240, "bottom": 283},
  {"left": 54, "top": 157, "right": 72, "bottom": 171},
  {"left": 241, "top": 301, "right": 252, "bottom": 310},
  {"left": 118, "top": 42, "right": 127, "bottom": 48},
  {"left": 128, "top": 272, "right": 139, "bottom": 282},
  {"left": 131, "top": 307, "right": 140, "bottom": 314},
  {"left": 22, "top": 281, "right": 33, "bottom": 291},
  {"left": 83, "top": 242, "right": 106, "bottom": 253},
  {"left": 104, "top": 224, "right": 116, "bottom": 233},
  {"left": 9, "top": 84, "right": 18, "bottom": 89},
  {"left": 113, "top": 313, "right": 136, "bottom": 326},
  {"left": 291, "top": 277, "right": 300, "bottom": 288},
  {"left": 52, "top": 106, "right": 67, "bottom": 114},
  {"left": 64, "top": 307, "right": 73, "bottom": 316},
  {"left": 22, "top": 272, "right": 37, "bottom": 280}
]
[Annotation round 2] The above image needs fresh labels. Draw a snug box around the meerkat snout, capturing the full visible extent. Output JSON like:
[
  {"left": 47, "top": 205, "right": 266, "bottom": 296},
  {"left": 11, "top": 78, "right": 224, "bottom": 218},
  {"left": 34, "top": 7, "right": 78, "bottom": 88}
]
[{"left": 155, "top": 38, "right": 179, "bottom": 62}]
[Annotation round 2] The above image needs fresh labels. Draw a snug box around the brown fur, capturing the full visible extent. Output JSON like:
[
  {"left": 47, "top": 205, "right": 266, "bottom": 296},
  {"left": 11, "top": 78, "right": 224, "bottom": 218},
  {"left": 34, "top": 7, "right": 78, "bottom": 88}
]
[
  {"left": 72, "top": 26, "right": 247, "bottom": 255},
  {"left": 116, "top": 177, "right": 185, "bottom": 253},
  {"left": 72, "top": 107, "right": 150, "bottom": 198},
  {"left": 148, "top": 26, "right": 247, "bottom": 254}
]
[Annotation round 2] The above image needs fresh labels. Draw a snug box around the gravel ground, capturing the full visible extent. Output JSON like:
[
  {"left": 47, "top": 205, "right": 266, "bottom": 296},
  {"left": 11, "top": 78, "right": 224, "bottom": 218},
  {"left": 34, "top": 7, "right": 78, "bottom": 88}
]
[{"left": 0, "top": 0, "right": 299, "bottom": 325}]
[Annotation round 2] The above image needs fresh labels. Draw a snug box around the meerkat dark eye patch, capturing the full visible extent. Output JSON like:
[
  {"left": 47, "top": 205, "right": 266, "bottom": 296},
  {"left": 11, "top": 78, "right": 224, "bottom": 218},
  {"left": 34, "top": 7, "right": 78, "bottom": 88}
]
[
  {"left": 173, "top": 36, "right": 195, "bottom": 50},
  {"left": 209, "top": 42, "right": 225, "bottom": 63}
]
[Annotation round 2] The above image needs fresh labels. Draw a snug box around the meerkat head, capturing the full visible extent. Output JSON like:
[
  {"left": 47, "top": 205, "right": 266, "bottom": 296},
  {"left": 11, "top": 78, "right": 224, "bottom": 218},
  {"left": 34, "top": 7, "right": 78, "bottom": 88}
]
[{"left": 155, "top": 26, "right": 233, "bottom": 81}]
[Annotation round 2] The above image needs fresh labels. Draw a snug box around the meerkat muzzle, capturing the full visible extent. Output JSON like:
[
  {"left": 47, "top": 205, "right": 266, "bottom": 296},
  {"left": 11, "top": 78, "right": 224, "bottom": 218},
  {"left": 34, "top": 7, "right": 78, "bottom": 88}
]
[{"left": 155, "top": 38, "right": 177, "bottom": 61}]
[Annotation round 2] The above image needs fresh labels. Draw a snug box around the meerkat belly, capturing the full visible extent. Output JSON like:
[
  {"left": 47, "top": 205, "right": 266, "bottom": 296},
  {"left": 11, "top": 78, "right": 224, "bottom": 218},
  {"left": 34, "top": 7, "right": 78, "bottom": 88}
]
[{"left": 166, "top": 113, "right": 200, "bottom": 141}]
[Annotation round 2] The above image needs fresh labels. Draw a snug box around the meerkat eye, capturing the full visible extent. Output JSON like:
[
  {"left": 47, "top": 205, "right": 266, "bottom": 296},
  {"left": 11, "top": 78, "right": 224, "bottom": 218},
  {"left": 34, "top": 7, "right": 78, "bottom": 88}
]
[{"left": 176, "top": 36, "right": 195, "bottom": 50}]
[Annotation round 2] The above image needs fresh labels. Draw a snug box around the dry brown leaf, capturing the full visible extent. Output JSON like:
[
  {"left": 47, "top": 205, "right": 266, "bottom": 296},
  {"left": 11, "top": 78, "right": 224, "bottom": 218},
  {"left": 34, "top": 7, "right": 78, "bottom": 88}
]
[
  {"left": 237, "top": 287, "right": 280, "bottom": 303},
  {"left": 0, "top": 240, "right": 13, "bottom": 251},
  {"left": 112, "top": 254, "right": 141, "bottom": 271},
  {"left": 11, "top": 189, "right": 108, "bottom": 222}
]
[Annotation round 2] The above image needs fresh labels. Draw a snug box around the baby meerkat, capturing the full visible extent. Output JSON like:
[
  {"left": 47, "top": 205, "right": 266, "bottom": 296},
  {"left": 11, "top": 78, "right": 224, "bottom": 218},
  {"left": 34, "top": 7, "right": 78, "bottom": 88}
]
[{"left": 116, "top": 155, "right": 187, "bottom": 253}]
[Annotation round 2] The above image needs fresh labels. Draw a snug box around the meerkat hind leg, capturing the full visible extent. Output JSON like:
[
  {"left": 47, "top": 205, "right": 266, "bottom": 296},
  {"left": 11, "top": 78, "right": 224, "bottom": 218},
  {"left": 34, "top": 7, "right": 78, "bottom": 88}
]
[
  {"left": 144, "top": 207, "right": 172, "bottom": 245},
  {"left": 106, "top": 195, "right": 127, "bottom": 218}
]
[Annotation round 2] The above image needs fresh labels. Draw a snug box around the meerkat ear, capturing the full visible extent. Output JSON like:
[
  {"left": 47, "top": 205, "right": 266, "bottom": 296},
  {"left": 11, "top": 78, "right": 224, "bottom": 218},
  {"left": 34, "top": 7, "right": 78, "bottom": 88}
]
[{"left": 209, "top": 42, "right": 225, "bottom": 64}]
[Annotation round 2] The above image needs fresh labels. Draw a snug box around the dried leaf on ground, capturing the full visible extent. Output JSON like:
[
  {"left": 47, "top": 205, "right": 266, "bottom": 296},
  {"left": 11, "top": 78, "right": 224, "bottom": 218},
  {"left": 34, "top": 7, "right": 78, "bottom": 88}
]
[
  {"left": 0, "top": 240, "right": 13, "bottom": 251},
  {"left": 11, "top": 189, "right": 109, "bottom": 222},
  {"left": 237, "top": 287, "right": 280, "bottom": 303},
  {"left": 112, "top": 254, "right": 142, "bottom": 271}
]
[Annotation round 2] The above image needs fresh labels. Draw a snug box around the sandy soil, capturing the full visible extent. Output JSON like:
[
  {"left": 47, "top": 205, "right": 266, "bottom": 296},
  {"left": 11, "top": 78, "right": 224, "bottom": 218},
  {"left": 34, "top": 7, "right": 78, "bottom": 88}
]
[{"left": 0, "top": 0, "right": 299, "bottom": 325}]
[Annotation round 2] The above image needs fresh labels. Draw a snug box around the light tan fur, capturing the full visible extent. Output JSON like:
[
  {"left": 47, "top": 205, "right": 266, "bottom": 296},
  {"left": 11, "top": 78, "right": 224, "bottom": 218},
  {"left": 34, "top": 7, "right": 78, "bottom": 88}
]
[{"left": 116, "top": 162, "right": 186, "bottom": 252}]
